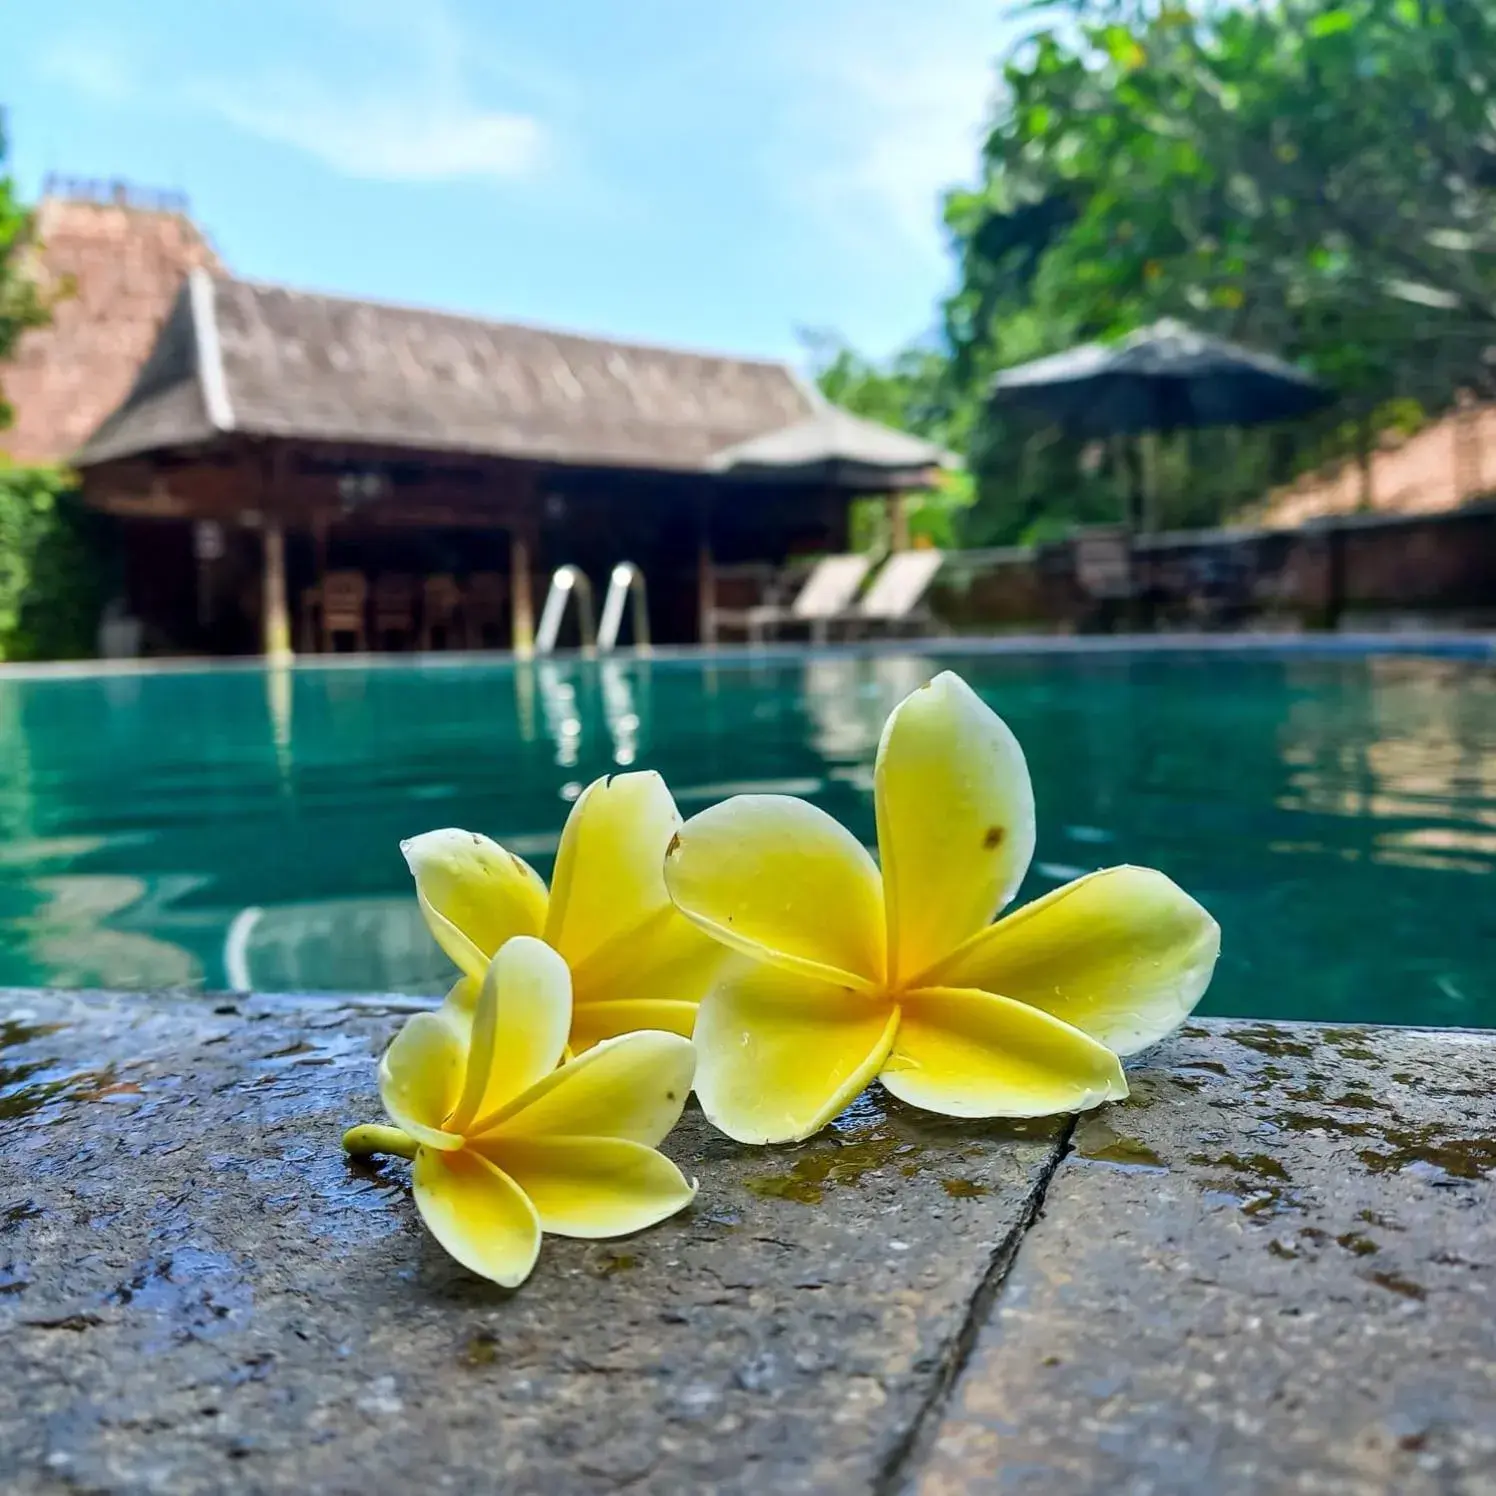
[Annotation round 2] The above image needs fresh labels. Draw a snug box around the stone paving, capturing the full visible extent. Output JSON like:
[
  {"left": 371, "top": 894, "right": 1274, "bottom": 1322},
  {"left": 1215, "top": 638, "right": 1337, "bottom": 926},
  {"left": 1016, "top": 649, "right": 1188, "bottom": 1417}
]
[{"left": 1, "top": 990, "right": 1491, "bottom": 1495}]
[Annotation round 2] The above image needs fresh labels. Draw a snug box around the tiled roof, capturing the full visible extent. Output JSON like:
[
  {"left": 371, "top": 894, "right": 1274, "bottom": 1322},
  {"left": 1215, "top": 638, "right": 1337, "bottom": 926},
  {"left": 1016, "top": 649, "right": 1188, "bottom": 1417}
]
[{"left": 0, "top": 194, "right": 221, "bottom": 464}]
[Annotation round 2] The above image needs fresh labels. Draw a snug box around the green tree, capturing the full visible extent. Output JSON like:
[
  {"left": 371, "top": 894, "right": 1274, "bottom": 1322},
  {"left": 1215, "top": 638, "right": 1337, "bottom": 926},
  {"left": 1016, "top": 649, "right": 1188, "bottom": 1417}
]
[
  {"left": 945, "top": 0, "right": 1496, "bottom": 539},
  {"left": 0, "top": 462, "right": 106, "bottom": 660},
  {"left": 0, "top": 112, "right": 49, "bottom": 431},
  {"left": 0, "top": 118, "right": 103, "bottom": 658},
  {"left": 801, "top": 328, "right": 977, "bottom": 548}
]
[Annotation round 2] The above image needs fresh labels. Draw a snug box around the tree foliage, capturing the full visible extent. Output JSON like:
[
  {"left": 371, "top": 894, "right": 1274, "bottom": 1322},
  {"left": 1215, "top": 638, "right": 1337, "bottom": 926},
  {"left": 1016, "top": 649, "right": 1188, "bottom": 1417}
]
[
  {"left": 0, "top": 463, "right": 107, "bottom": 660},
  {"left": 0, "top": 114, "right": 48, "bottom": 432},
  {"left": 0, "top": 126, "right": 104, "bottom": 658},
  {"left": 801, "top": 328, "right": 976, "bottom": 548},
  {"left": 822, "top": 0, "right": 1496, "bottom": 544}
]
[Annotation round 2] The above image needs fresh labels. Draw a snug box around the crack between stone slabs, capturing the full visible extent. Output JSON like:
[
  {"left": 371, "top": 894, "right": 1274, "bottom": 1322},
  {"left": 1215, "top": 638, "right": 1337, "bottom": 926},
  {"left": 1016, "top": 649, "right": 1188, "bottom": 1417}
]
[{"left": 870, "top": 1113, "right": 1079, "bottom": 1496}]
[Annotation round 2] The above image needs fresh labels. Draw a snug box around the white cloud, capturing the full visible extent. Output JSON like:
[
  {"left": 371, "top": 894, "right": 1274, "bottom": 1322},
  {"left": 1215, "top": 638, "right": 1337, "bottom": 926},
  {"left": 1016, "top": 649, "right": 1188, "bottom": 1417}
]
[
  {"left": 206, "top": 85, "right": 545, "bottom": 183},
  {"left": 39, "top": 1, "right": 553, "bottom": 186},
  {"left": 35, "top": 36, "right": 137, "bottom": 103},
  {"left": 771, "top": 1, "right": 1008, "bottom": 262},
  {"left": 192, "top": 0, "right": 553, "bottom": 183}
]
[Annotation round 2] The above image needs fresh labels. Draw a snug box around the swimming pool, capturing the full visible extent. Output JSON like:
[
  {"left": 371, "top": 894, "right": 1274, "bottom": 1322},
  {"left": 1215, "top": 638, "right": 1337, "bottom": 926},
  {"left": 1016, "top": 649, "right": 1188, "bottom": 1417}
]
[{"left": 0, "top": 646, "right": 1491, "bottom": 1028}]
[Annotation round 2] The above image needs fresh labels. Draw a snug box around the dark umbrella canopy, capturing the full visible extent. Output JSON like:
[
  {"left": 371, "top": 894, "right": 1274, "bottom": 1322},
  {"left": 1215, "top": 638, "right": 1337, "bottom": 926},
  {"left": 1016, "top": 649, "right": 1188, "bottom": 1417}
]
[{"left": 990, "top": 319, "right": 1333, "bottom": 436}]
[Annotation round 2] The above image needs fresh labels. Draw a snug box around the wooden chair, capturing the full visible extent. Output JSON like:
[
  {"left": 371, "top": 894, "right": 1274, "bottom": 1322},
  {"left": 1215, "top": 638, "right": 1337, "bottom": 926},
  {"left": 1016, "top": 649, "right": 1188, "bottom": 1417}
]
[
  {"left": 420, "top": 574, "right": 465, "bottom": 651},
  {"left": 320, "top": 570, "right": 369, "bottom": 652},
  {"left": 1070, "top": 525, "right": 1138, "bottom": 631},
  {"left": 1073, "top": 526, "right": 1136, "bottom": 601},
  {"left": 465, "top": 571, "right": 508, "bottom": 649},
  {"left": 373, "top": 573, "right": 417, "bottom": 650}
]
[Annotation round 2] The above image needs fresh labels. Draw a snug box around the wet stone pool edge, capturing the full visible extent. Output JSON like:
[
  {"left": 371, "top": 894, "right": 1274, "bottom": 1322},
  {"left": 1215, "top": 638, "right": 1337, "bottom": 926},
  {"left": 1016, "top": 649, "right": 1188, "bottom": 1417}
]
[
  {"left": 1, "top": 992, "right": 1492, "bottom": 1495},
  {"left": 911, "top": 1020, "right": 1496, "bottom": 1496}
]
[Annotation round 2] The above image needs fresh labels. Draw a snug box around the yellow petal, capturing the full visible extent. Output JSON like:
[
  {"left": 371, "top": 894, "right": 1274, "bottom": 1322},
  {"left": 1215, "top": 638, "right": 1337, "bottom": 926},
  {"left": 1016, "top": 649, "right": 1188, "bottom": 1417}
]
[
  {"left": 925, "top": 866, "right": 1221, "bottom": 1056},
  {"left": 570, "top": 997, "right": 700, "bottom": 1053},
  {"left": 433, "top": 974, "right": 480, "bottom": 1039},
  {"left": 479, "top": 1136, "right": 695, "bottom": 1239},
  {"left": 569, "top": 905, "right": 730, "bottom": 1046},
  {"left": 484, "top": 1030, "right": 695, "bottom": 1147},
  {"left": 691, "top": 962, "right": 899, "bottom": 1145},
  {"left": 401, "top": 828, "right": 549, "bottom": 978},
  {"left": 377, "top": 1011, "right": 464, "bottom": 1151},
  {"left": 411, "top": 1147, "right": 542, "bottom": 1287},
  {"left": 544, "top": 772, "right": 682, "bottom": 970},
  {"left": 448, "top": 936, "right": 572, "bottom": 1132},
  {"left": 881, "top": 986, "right": 1127, "bottom": 1118},
  {"left": 664, "top": 794, "right": 886, "bottom": 988},
  {"left": 875, "top": 671, "right": 1036, "bottom": 986}
]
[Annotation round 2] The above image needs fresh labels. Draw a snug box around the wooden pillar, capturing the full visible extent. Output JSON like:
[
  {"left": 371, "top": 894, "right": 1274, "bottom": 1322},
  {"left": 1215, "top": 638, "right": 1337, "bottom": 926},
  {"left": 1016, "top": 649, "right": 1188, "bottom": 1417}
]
[
  {"left": 510, "top": 526, "right": 536, "bottom": 658},
  {"left": 262, "top": 520, "right": 293, "bottom": 662},
  {"left": 309, "top": 514, "right": 330, "bottom": 654},
  {"left": 887, "top": 492, "right": 911, "bottom": 553},
  {"left": 697, "top": 501, "right": 717, "bottom": 644}
]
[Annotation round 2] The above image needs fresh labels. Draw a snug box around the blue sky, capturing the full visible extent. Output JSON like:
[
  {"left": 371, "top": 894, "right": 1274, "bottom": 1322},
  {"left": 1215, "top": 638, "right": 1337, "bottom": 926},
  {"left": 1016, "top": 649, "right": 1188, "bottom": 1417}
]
[{"left": 3, "top": 1, "right": 1011, "bottom": 363}]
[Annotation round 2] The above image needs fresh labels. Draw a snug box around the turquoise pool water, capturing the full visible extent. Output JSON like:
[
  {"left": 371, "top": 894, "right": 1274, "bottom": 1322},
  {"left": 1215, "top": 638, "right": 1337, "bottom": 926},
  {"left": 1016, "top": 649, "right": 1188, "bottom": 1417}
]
[{"left": 0, "top": 648, "right": 1492, "bottom": 1028}]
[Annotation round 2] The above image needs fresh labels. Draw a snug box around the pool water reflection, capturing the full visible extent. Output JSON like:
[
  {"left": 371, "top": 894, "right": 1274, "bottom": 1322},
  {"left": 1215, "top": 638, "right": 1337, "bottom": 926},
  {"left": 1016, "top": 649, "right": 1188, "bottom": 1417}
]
[{"left": 0, "top": 650, "right": 1491, "bottom": 1029}]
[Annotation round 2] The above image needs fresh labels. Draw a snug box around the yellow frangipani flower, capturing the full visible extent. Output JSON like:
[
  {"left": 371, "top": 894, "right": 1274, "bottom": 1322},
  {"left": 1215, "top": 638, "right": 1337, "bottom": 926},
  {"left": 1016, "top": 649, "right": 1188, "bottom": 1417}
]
[
  {"left": 664, "top": 670, "right": 1221, "bottom": 1145},
  {"left": 344, "top": 936, "right": 697, "bottom": 1288},
  {"left": 402, "top": 771, "right": 727, "bottom": 1054}
]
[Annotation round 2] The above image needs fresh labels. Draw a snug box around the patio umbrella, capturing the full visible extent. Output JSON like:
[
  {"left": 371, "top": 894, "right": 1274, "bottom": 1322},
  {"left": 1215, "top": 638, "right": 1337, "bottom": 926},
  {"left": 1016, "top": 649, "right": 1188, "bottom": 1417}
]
[
  {"left": 990, "top": 319, "right": 1333, "bottom": 438},
  {"left": 991, "top": 319, "right": 1334, "bottom": 532}
]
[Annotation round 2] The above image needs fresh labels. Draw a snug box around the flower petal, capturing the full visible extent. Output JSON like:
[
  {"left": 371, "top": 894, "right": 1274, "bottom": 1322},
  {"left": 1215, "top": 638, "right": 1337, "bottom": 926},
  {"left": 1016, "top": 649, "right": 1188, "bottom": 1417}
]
[
  {"left": 570, "top": 998, "right": 700, "bottom": 1052},
  {"left": 449, "top": 936, "right": 572, "bottom": 1132},
  {"left": 544, "top": 772, "right": 682, "bottom": 970},
  {"left": 664, "top": 794, "right": 886, "bottom": 988},
  {"left": 925, "top": 866, "right": 1221, "bottom": 1056},
  {"left": 484, "top": 1030, "right": 696, "bottom": 1147},
  {"left": 478, "top": 1136, "right": 696, "bottom": 1239},
  {"left": 691, "top": 962, "right": 899, "bottom": 1145},
  {"left": 402, "top": 829, "right": 549, "bottom": 978},
  {"left": 411, "top": 1147, "right": 542, "bottom": 1287},
  {"left": 377, "top": 1011, "right": 465, "bottom": 1150},
  {"left": 875, "top": 672, "right": 1037, "bottom": 986},
  {"left": 569, "top": 905, "right": 730, "bottom": 1047},
  {"left": 881, "top": 987, "right": 1127, "bottom": 1119},
  {"left": 434, "top": 974, "right": 480, "bottom": 1035}
]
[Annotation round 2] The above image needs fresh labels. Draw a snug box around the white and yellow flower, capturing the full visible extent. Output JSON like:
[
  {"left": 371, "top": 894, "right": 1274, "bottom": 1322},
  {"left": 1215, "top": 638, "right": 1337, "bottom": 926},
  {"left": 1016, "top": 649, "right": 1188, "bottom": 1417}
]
[
  {"left": 344, "top": 936, "right": 697, "bottom": 1287},
  {"left": 664, "top": 670, "right": 1220, "bottom": 1144},
  {"left": 402, "top": 771, "right": 726, "bottom": 1054}
]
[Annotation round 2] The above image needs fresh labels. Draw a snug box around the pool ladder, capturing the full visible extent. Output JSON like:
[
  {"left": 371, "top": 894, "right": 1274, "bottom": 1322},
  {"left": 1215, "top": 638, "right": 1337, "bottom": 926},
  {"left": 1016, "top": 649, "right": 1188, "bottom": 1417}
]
[
  {"left": 535, "top": 563, "right": 650, "bottom": 656},
  {"left": 598, "top": 562, "right": 651, "bottom": 655}
]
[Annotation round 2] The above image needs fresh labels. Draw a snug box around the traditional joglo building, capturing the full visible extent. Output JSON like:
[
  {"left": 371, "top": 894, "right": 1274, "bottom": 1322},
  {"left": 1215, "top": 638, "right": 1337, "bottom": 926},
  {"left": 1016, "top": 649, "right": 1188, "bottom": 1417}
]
[{"left": 6, "top": 184, "right": 946, "bottom": 656}]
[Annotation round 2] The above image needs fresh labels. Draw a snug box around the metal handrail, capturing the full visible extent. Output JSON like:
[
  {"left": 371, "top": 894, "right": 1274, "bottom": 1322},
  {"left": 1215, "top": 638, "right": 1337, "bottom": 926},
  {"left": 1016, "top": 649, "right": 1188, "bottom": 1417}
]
[
  {"left": 598, "top": 561, "right": 651, "bottom": 654},
  {"left": 535, "top": 566, "right": 596, "bottom": 656}
]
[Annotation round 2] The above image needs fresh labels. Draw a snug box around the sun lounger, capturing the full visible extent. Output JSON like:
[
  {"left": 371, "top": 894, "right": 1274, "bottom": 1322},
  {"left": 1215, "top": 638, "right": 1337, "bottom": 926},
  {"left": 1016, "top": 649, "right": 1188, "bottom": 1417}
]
[
  {"left": 829, "top": 550, "right": 945, "bottom": 639},
  {"left": 708, "top": 553, "right": 873, "bottom": 645}
]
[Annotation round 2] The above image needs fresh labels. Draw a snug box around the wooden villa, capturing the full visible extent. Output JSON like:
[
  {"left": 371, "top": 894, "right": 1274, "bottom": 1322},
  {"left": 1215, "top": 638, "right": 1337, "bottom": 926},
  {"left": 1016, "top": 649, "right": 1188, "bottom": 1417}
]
[{"left": 72, "top": 270, "right": 949, "bottom": 657}]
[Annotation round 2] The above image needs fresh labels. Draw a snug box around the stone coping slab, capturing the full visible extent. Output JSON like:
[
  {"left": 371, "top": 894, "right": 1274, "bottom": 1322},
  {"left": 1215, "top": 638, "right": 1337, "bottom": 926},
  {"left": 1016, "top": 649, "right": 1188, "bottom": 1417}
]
[
  {"left": 0, "top": 990, "right": 1064, "bottom": 1495},
  {"left": 0, "top": 990, "right": 1491, "bottom": 1494},
  {"left": 914, "top": 1021, "right": 1496, "bottom": 1496}
]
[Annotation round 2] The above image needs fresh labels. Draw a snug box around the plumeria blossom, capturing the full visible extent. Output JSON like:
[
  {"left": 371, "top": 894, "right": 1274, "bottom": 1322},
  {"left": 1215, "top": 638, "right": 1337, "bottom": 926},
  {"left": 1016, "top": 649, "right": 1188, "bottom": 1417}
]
[
  {"left": 402, "top": 771, "right": 726, "bottom": 1054},
  {"left": 664, "top": 671, "right": 1221, "bottom": 1145},
  {"left": 343, "top": 936, "right": 697, "bottom": 1287}
]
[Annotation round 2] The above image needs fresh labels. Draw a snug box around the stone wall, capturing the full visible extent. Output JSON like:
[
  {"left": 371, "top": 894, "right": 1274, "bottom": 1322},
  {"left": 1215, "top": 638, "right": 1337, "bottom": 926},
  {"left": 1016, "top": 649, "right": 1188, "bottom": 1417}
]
[
  {"left": 929, "top": 504, "right": 1496, "bottom": 633},
  {"left": 930, "top": 548, "right": 1053, "bottom": 632}
]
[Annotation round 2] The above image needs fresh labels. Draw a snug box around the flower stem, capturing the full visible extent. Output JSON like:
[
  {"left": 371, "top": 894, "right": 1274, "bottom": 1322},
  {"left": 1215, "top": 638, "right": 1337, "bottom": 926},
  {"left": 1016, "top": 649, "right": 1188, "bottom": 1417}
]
[{"left": 342, "top": 1123, "right": 417, "bottom": 1160}]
